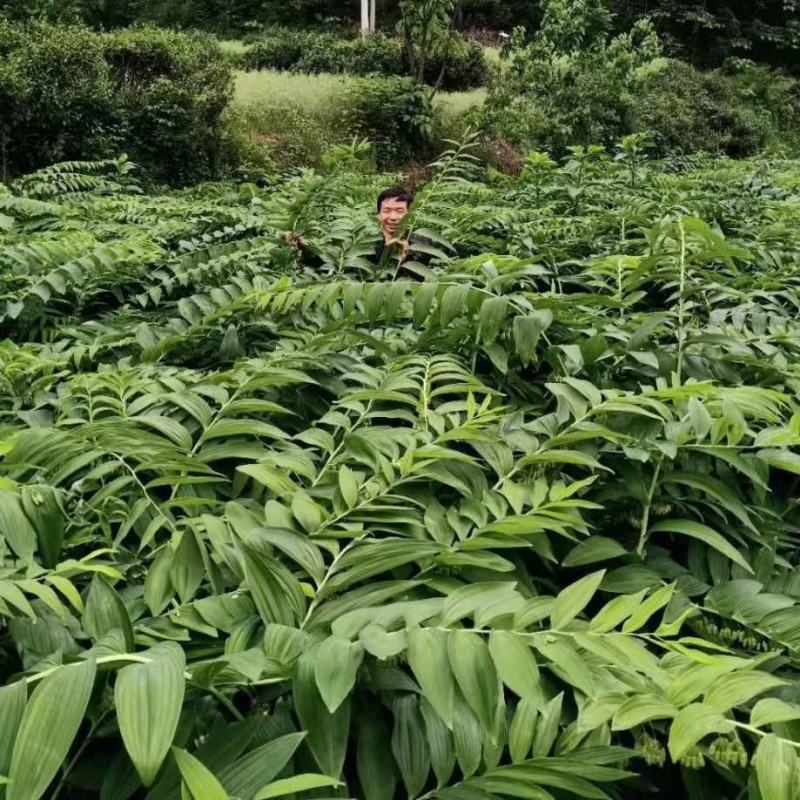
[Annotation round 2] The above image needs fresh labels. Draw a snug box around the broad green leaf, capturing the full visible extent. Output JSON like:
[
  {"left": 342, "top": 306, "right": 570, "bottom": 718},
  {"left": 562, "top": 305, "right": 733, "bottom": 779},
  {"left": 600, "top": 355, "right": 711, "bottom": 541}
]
[
  {"left": 392, "top": 695, "right": 430, "bottom": 798},
  {"left": 440, "top": 284, "right": 470, "bottom": 327},
  {"left": 531, "top": 692, "right": 563, "bottom": 757},
  {"left": 83, "top": 574, "right": 134, "bottom": 651},
  {"left": 513, "top": 314, "right": 547, "bottom": 365},
  {"left": 668, "top": 703, "right": 734, "bottom": 761},
  {"left": 357, "top": 714, "right": 397, "bottom": 800},
  {"left": 551, "top": 570, "right": 605, "bottom": 630},
  {"left": 242, "top": 545, "right": 304, "bottom": 626},
  {"left": 751, "top": 698, "right": 800, "bottom": 728},
  {"left": 563, "top": 536, "right": 628, "bottom": 567},
  {"left": 452, "top": 692, "right": 482, "bottom": 779},
  {"left": 611, "top": 695, "right": 677, "bottom": 730},
  {"left": 649, "top": 519, "right": 753, "bottom": 573},
  {"left": 408, "top": 627, "right": 454, "bottom": 728},
  {"left": 420, "top": 698, "right": 455, "bottom": 788},
  {"left": 254, "top": 774, "right": 341, "bottom": 800},
  {"left": 21, "top": 485, "right": 64, "bottom": 567},
  {"left": 115, "top": 643, "right": 186, "bottom": 786},
  {"left": 338, "top": 465, "right": 359, "bottom": 508},
  {"left": 0, "top": 491, "right": 37, "bottom": 564},
  {"left": 219, "top": 733, "right": 306, "bottom": 799},
  {"left": 621, "top": 584, "right": 674, "bottom": 633},
  {"left": 359, "top": 624, "right": 407, "bottom": 659},
  {"left": 439, "top": 583, "right": 519, "bottom": 628},
  {"left": 448, "top": 631, "right": 500, "bottom": 733},
  {"left": 172, "top": 748, "right": 229, "bottom": 800},
  {"left": 291, "top": 491, "right": 322, "bottom": 532},
  {"left": 508, "top": 697, "right": 538, "bottom": 763},
  {"left": 314, "top": 635, "right": 364, "bottom": 713},
  {"left": 0, "top": 681, "right": 26, "bottom": 774},
  {"left": 0, "top": 581, "right": 34, "bottom": 619},
  {"left": 704, "top": 670, "right": 787, "bottom": 712},
  {"left": 251, "top": 528, "right": 325, "bottom": 585},
  {"left": 170, "top": 530, "right": 205, "bottom": 604},
  {"left": 293, "top": 650, "right": 350, "bottom": 777},
  {"left": 753, "top": 735, "right": 798, "bottom": 800},
  {"left": 589, "top": 590, "right": 648, "bottom": 633},
  {"left": 8, "top": 659, "right": 96, "bottom": 800},
  {"left": 144, "top": 547, "right": 175, "bottom": 617},
  {"left": 488, "top": 631, "right": 539, "bottom": 700},
  {"left": 479, "top": 296, "right": 508, "bottom": 345}
]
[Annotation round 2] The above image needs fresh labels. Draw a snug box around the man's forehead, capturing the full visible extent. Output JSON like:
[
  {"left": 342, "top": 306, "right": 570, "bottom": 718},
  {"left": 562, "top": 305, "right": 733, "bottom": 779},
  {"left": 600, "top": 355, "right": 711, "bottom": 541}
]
[{"left": 380, "top": 198, "right": 409, "bottom": 210}]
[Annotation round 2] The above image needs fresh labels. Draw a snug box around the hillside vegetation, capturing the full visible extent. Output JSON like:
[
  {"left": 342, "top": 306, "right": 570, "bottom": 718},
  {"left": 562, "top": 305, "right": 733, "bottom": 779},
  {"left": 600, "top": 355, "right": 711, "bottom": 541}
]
[{"left": 2, "top": 147, "right": 800, "bottom": 798}]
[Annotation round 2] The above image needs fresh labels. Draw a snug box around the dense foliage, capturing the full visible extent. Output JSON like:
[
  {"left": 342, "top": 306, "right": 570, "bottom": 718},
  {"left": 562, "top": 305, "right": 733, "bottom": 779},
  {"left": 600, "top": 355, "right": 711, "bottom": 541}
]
[
  {"left": 0, "top": 22, "right": 232, "bottom": 185},
  {"left": 483, "top": 1, "right": 800, "bottom": 158},
  {"left": 4, "top": 0, "right": 798, "bottom": 72},
  {"left": 239, "top": 29, "right": 488, "bottom": 92},
  {"left": 2, "top": 145, "right": 800, "bottom": 799}
]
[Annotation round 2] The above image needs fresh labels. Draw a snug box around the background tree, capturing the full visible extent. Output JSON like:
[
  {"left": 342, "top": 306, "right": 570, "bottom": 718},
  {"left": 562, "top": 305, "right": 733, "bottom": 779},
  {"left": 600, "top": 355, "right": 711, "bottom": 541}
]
[{"left": 398, "top": 0, "right": 459, "bottom": 92}]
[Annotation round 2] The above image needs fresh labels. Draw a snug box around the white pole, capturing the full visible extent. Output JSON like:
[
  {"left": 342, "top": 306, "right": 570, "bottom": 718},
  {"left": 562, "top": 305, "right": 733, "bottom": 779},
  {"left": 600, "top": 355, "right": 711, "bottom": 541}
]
[
  {"left": 370, "top": 0, "right": 376, "bottom": 32},
  {"left": 361, "top": 0, "right": 369, "bottom": 35}
]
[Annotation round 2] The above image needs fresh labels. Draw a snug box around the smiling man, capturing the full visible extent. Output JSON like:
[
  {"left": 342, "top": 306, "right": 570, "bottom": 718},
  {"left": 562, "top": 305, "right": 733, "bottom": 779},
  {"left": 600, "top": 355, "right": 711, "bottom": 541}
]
[
  {"left": 286, "top": 185, "right": 436, "bottom": 279},
  {"left": 376, "top": 185, "right": 413, "bottom": 255}
]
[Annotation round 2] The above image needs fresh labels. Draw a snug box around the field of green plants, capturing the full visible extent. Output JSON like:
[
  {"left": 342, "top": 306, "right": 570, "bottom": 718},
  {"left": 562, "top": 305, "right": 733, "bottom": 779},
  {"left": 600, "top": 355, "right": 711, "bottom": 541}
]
[{"left": 2, "top": 143, "right": 800, "bottom": 800}]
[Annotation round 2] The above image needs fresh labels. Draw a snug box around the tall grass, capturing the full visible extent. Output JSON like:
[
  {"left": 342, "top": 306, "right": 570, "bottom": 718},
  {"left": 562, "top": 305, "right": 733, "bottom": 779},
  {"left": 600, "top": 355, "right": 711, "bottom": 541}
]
[
  {"left": 231, "top": 69, "right": 487, "bottom": 169},
  {"left": 234, "top": 70, "right": 355, "bottom": 109}
]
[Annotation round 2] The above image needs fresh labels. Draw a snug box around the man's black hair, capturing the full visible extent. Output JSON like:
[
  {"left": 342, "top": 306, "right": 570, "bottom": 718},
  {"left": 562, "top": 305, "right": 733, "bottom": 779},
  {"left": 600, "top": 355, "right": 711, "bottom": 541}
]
[{"left": 377, "top": 186, "right": 414, "bottom": 212}]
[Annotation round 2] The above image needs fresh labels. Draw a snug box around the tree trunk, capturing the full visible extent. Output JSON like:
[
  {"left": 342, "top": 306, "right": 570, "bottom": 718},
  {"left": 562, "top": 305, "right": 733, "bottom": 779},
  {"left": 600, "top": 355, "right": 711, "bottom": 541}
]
[
  {"left": 370, "top": 0, "right": 376, "bottom": 32},
  {"left": 361, "top": 0, "right": 369, "bottom": 35}
]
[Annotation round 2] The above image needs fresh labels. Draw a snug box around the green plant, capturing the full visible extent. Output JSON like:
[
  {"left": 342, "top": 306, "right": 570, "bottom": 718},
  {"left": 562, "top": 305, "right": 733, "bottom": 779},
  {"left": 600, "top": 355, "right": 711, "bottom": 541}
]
[
  {"left": 239, "top": 27, "right": 487, "bottom": 91},
  {"left": 0, "top": 21, "right": 234, "bottom": 186},
  {"left": 2, "top": 148, "right": 800, "bottom": 800},
  {"left": 0, "top": 20, "right": 115, "bottom": 179},
  {"left": 483, "top": 0, "right": 660, "bottom": 153},
  {"left": 632, "top": 58, "right": 773, "bottom": 157},
  {"left": 104, "top": 26, "right": 233, "bottom": 185},
  {"left": 345, "top": 77, "right": 435, "bottom": 168}
]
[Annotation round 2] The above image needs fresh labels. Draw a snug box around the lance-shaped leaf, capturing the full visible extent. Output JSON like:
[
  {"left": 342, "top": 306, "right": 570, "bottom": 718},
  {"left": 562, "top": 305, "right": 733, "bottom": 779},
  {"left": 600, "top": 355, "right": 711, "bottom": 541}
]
[
  {"left": 753, "top": 734, "right": 798, "bottom": 800},
  {"left": 358, "top": 713, "right": 397, "bottom": 800},
  {"left": 0, "top": 681, "right": 26, "bottom": 775},
  {"left": 668, "top": 703, "right": 734, "bottom": 761},
  {"left": 488, "top": 631, "right": 540, "bottom": 701},
  {"left": 83, "top": 574, "right": 134, "bottom": 651},
  {"left": 407, "top": 627, "right": 454, "bottom": 728},
  {"left": 448, "top": 632, "right": 500, "bottom": 733},
  {"left": 391, "top": 695, "right": 430, "bottom": 799},
  {"left": 293, "top": 650, "right": 350, "bottom": 778},
  {"left": 255, "top": 774, "right": 342, "bottom": 800},
  {"left": 314, "top": 635, "right": 363, "bottom": 713},
  {"left": 551, "top": 570, "right": 605, "bottom": 630},
  {"left": 172, "top": 747, "right": 229, "bottom": 800},
  {"left": 649, "top": 519, "right": 753, "bottom": 574},
  {"left": 115, "top": 643, "right": 186, "bottom": 786},
  {"left": 8, "top": 659, "right": 96, "bottom": 800}
]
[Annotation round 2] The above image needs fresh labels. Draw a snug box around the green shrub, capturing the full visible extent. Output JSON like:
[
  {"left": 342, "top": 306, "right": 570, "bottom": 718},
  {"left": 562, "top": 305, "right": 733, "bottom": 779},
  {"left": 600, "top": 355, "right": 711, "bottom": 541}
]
[
  {"left": 240, "top": 27, "right": 487, "bottom": 90},
  {"left": 0, "top": 21, "right": 233, "bottom": 185},
  {"left": 240, "top": 27, "right": 315, "bottom": 71},
  {"left": 632, "top": 59, "right": 773, "bottom": 156},
  {"left": 233, "top": 71, "right": 353, "bottom": 170},
  {"left": 723, "top": 60, "right": 800, "bottom": 152},
  {"left": 296, "top": 32, "right": 403, "bottom": 76},
  {"left": 239, "top": 103, "right": 347, "bottom": 171},
  {"left": 344, "top": 77, "right": 434, "bottom": 167},
  {"left": 0, "top": 20, "right": 115, "bottom": 178},
  {"left": 482, "top": 1, "right": 660, "bottom": 154},
  {"left": 412, "top": 36, "right": 489, "bottom": 90},
  {"left": 104, "top": 26, "right": 233, "bottom": 185}
]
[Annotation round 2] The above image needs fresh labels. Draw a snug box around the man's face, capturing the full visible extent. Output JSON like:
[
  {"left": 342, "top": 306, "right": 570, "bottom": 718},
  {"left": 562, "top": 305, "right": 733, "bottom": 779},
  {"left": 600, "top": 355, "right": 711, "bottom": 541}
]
[{"left": 379, "top": 198, "right": 410, "bottom": 238}]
